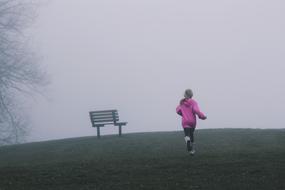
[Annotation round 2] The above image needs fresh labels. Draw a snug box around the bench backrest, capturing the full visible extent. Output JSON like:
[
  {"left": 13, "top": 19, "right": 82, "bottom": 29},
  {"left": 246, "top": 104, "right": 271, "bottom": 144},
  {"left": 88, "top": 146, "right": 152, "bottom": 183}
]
[{"left": 89, "top": 110, "right": 119, "bottom": 127}]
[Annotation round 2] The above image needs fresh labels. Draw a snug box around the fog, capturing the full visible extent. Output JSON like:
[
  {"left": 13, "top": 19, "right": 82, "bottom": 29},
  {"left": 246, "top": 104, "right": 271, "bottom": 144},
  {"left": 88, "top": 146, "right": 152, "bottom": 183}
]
[{"left": 27, "top": 0, "right": 285, "bottom": 142}]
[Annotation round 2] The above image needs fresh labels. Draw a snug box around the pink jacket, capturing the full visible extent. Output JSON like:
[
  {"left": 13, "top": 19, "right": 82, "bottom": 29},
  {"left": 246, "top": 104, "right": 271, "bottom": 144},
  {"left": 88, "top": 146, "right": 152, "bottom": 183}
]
[{"left": 176, "top": 98, "right": 206, "bottom": 128}]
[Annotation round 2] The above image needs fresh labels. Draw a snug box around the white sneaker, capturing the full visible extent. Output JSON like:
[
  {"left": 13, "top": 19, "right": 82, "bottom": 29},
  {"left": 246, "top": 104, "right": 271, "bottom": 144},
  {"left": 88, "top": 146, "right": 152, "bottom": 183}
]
[
  {"left": 190, "top": 144, "right": 195, "bottom": 155},
  {"left": 184, "top": 136, "right": 190, "bottom": 143}
]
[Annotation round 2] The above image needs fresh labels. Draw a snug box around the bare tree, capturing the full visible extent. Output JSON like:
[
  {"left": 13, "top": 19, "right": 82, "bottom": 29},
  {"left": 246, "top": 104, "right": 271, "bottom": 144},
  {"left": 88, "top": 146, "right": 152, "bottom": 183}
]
[{"left": 0, "top": 0, "right": 46, "bottom": 145}]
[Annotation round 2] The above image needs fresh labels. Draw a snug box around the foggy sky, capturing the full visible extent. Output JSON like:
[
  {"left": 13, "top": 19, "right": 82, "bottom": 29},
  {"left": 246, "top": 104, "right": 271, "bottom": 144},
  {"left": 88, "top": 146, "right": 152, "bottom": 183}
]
[{"left": 27, "top": 0, "right": 285, "bottom": 142}]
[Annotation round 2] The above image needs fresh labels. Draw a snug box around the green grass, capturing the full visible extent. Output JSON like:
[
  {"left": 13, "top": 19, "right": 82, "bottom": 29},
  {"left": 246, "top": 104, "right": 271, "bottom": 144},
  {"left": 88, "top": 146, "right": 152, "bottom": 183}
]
[{"left": 0, "top": 129, "right": 284, "bottom": 190}]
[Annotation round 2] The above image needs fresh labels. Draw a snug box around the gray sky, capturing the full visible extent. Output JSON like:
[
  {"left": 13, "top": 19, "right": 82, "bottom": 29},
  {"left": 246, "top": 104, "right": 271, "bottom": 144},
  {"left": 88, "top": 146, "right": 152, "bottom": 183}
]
[{"left": 27, "top": 0, "right": 285, "bottom": 142}]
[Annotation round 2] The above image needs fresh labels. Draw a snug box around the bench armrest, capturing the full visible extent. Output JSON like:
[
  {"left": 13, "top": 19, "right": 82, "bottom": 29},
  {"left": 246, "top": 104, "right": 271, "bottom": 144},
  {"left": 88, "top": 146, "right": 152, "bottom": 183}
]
[{"left": 115, "top": 122, "right": 127, "bottom": 126}]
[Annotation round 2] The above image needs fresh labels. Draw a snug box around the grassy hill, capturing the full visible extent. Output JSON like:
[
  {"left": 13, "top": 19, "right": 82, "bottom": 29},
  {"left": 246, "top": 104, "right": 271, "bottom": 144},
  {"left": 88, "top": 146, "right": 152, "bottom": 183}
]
[{"left": 0, "top": 129, "right": 284, "bottom": 190}]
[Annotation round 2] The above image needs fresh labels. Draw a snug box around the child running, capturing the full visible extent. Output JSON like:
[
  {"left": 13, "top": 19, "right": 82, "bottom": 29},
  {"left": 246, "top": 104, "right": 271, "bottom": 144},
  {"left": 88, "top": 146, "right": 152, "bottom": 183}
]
[{"left": 176, "top": 89, "right": 207, "bottom": 155}]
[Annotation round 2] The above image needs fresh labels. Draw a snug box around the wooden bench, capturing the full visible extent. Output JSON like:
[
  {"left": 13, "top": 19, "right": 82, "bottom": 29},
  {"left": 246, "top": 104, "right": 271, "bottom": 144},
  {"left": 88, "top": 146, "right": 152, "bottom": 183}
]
[{"left": 89, "top": 109, "right": 127, "bottom": 138}]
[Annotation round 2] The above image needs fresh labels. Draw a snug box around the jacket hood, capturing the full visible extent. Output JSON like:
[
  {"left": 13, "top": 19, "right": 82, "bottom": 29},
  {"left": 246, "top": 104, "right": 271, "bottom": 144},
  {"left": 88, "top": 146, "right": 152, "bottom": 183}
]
[{"left": 180, "top": 98, "right": 192, "bottom": 107}]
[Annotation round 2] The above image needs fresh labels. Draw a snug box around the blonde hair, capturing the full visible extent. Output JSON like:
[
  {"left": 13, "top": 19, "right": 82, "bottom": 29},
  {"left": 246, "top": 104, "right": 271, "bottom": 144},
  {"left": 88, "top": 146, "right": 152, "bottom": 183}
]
[{"left": 184, "top": 89, "right": 193, "bottom": 98}]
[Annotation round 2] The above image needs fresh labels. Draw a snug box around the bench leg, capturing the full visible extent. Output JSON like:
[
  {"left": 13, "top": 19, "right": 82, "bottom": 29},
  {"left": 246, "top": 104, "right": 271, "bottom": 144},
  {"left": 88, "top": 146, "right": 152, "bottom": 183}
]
[
  {"left": 97, "top": 127, "right": 100, "bottom": 138},
  {"left": 119, "top": 125, "right": 122, "bottom": 136}
]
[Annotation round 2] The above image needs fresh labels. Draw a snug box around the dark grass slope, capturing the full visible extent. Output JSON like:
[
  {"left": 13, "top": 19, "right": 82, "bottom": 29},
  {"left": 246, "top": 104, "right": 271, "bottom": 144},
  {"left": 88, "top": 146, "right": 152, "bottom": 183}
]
[{"left": 0, "top": 129, "right": 284, "bottom": 190}]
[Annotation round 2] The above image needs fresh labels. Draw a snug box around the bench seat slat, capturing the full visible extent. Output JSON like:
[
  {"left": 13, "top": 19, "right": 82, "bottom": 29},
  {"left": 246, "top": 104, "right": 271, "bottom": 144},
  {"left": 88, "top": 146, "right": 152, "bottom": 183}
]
[
  {"left": 94, "top": 122, "right": 114, "bottom": 126},
  {"left": 91, "top": 115, "right": 119, "bottom": 120},
  {"left": 93, "top": 119, "right": 118, "bottom": 123},
  {"left": 90, "top": 110, "right": 117, "bottom": 113},
  {"left": 90, "top": 112, "right": 118, "bottom": 116}
]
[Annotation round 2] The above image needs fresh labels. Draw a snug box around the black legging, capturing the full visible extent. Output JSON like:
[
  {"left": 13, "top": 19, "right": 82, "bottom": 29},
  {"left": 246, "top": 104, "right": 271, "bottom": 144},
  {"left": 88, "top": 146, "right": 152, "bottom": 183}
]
[{"left": 184, "top": 127, "right": 195, "bottom": 143}]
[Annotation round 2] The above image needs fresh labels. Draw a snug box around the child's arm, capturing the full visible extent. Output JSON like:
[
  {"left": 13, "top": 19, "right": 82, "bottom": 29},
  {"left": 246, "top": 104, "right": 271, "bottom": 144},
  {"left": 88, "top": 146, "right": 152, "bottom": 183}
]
[
  {"left": 176, "top": 105, "right": 182, "bottom": 116},
  {"left": 192, "top": 101, "right": 207, "bottom": 120}
]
